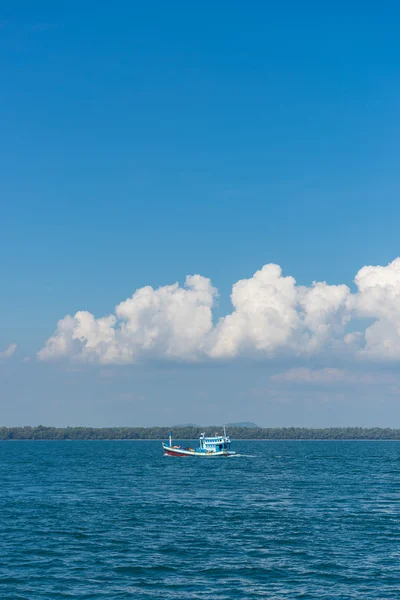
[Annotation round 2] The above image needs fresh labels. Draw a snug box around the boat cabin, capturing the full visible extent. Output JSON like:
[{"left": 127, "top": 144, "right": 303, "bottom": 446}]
[{"left": 198, "top": 432, "right": 231, "bottom": 453}]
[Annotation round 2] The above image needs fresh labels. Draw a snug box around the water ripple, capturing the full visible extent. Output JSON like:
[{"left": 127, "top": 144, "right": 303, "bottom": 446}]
[{"left": 1, "top": 440, "right": 400, "bottom": 598}]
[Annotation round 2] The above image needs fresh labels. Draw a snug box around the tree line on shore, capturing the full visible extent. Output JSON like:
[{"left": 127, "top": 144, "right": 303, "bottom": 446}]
[{"left": 1, "top": 425, "right": 400, "bottom": 440}]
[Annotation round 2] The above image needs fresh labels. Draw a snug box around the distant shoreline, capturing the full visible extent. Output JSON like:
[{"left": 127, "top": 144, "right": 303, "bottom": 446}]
[
  {"left": 3, "top": 438, "right": 400, "bottom": 443},
  {"left": 1, "top": 426, "right": 400, "bottom": 441}
]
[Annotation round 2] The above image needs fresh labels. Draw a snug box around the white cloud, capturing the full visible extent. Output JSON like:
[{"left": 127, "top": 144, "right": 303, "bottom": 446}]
[
  {"left": 354, "top": 258, "right": 400, "bottom": 359},
  {"left": 210, "top": 265, "right": 353, "bottom": 358},
  {"left": 38, "top": 257, "right": 400, "bottom": 365},
  {"left": 209, "top": 264, "right": 301, "bottom": 357},
  {"left": 0, "top": 343, "right": 17, "bottom": 359},
  {"left": 38, "top": 275, "right": 217, "bottom": 364}
]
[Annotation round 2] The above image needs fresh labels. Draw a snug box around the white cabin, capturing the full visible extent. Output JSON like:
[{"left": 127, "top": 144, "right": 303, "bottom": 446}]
[{"left": 199, "top": 432, "right": 231, "bottom": 453}]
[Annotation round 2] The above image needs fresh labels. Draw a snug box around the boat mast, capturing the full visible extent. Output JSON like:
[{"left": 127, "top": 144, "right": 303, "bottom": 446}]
[{"left": 169, "top": 431, "right": 172, "bottom": 447}]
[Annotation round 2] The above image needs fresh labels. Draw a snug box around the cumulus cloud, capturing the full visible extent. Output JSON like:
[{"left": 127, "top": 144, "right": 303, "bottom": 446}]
[
  {"left": 0, "top": 343, "right": 17, "bottom": 359},
  {"left": 38, "top": 275, "right": 217, "bottom": 364},
  {"left": 38, "top": 257, "right": 400, "bottom": 365},
  {"left": 354, "top": 258, "right": 400, "bottom": 359},
  {"left": 209, "top": 264, "right": 352, "bottom": 358}
]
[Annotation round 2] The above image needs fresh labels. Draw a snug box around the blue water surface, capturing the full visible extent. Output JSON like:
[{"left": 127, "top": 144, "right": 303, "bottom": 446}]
[{"left": 1, "top": 440, "right": 400, "bottom": 599}]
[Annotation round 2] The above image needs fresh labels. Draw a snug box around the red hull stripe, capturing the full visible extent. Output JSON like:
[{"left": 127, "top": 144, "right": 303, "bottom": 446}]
[{"left": 164, "top": 449, "right": 191, "bottom": 457}]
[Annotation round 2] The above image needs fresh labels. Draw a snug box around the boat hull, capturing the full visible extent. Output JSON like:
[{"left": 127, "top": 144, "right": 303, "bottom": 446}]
[{"left": 162, "top": 443, "right": 234, "bottom": 457}]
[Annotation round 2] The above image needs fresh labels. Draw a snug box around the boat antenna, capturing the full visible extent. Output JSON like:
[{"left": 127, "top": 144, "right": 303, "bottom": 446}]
[
  {"left": 223, "top": 424, "right": 226, "bottom": 437},
  {"left": 169, "top": 431, "right": 172, "bottom": 447}
]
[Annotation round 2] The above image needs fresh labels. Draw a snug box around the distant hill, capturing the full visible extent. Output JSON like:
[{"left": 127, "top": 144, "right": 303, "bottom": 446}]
[
  {"left": 172, "top": 422, "right": 260, "bottom": 429},
  {"left": 226, "top": 422, "right": 260, "bottom": 428}
]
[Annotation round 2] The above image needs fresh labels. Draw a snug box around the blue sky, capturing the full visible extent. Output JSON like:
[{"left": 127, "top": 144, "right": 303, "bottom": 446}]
[{"left": 2, "top": 1, "right": 400, "bottom": 426}]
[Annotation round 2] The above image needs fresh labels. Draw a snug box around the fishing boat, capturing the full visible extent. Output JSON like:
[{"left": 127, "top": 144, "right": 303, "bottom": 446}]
[{"left": 162, "top": 428, "right": 235, "bottom": 457}]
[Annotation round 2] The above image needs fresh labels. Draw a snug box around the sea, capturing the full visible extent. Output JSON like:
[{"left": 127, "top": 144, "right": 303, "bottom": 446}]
[{"left": 1, "top": 440, "right": 400, "bottom": 599}]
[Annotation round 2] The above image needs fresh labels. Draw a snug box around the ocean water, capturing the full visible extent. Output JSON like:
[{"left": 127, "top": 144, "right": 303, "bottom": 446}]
[{"left": 1, "top": 441, "right": 400, "bottom": 599}]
